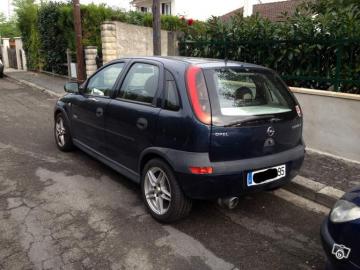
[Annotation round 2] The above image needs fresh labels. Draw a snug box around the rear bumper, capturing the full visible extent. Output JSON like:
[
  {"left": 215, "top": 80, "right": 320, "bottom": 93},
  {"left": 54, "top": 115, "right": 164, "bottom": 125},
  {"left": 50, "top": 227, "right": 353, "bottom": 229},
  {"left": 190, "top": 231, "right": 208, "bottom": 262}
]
[
  {"left": 169, "top": 145, "right": 305, "bottom": 199},
  {"left": 321, "top": 218, "right": 360, "bottom": 270}
]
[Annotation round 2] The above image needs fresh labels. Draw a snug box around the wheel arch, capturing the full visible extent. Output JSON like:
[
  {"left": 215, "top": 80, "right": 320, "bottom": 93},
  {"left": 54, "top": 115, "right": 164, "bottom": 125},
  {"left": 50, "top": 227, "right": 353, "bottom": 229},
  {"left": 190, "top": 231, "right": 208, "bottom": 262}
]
[
  {"left": 54, "top": 104, "right": 71, "bottom": 125},
  {"left": 54, "top": 104, "right": 72, "bottom": 133},
  {"left": 138, "top": 148, "right": 176, "bottom": 176}
]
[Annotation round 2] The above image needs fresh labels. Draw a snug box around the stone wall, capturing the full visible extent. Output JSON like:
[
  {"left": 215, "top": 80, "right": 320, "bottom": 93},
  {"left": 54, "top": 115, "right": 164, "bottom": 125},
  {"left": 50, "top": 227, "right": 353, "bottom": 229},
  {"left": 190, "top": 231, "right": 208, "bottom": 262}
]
[
  {"left": 101, "top": 22, "right": 117, "bottom": 64},
  {"left": 101, "top": 21, "right": 179, "bottom": 64},
  {"left": 84, "top": 46, "right": 98, "bottom": 78}
]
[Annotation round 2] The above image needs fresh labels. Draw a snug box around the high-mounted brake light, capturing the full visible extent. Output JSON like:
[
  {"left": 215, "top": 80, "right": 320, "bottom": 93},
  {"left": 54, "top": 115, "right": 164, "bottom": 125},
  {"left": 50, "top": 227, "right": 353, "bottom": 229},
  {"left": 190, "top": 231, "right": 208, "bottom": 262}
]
[
  {"left": 189, "top": 166, "right": 213, "bottom": 175},
  {"left": 186, "top": 66, "right": 211, "bottom": 124},
  {"left": 295, "top": 105, "right": 302, "bottom": 117}
]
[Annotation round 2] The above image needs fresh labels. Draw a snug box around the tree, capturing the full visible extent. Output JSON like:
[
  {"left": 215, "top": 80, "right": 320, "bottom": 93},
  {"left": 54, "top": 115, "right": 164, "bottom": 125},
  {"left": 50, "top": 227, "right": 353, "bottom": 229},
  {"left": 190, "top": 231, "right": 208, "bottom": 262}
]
[
  {"left": 0, "top": 12, "right": 20, "bottom": 37},
  {"left": 13, "top": 0, "right": 41, "bottom": 70}
]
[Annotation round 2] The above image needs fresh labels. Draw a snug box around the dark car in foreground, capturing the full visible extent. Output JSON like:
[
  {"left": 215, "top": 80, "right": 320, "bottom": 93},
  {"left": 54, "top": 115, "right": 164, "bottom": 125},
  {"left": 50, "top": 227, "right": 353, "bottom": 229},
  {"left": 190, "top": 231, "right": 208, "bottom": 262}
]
[
  {"left": 54, "top": 56, "right": 305, "bottom": 222},
  {"left": 321, "top": 187, "right": 360, "bottom": 270}
]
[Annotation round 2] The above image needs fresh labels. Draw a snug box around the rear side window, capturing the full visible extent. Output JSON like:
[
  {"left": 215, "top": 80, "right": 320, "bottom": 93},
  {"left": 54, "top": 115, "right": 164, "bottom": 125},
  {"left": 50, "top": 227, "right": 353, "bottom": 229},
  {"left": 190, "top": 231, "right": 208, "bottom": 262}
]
[
  {"left": 204, "top": 68, "right": 295, "bottom": 124},
  {"left": 119, "top": 63, "right": 159, "bottom": 104},
  {"left": 164, "top": 71, "right": 180, "bottom": 111}
]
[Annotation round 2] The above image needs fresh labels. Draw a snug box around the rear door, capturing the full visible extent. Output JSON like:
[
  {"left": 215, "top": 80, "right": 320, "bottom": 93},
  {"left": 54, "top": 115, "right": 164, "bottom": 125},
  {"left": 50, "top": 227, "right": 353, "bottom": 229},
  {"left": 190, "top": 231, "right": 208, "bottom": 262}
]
[
  {"left": 203, "top": 67, "right": 302, "bottom": 162},
  {"left": 105, "top": 61, "right": 163, "bottom": 171},
  {"left": 71, "top": 62, "right": 125, "bottom": 154}
]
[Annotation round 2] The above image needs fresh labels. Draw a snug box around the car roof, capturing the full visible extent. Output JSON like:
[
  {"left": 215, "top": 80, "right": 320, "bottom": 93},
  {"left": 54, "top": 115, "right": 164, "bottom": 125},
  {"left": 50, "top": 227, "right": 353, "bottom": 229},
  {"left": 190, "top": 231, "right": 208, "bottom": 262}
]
[{"left": 121, "top": 56, "right": 270, "bottom": 70}]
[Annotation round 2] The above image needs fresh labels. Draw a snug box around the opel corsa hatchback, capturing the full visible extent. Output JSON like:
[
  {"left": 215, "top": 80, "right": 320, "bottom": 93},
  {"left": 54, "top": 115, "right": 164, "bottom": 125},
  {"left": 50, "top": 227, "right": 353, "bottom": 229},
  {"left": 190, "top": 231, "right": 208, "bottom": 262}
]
[{"left": 54, "top": 57, "right": 305, "bottom": 222}]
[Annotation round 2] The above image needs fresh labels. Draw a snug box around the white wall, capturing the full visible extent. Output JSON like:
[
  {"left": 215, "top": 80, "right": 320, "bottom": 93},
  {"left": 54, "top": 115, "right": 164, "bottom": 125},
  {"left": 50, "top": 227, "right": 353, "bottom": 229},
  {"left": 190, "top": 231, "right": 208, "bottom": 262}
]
[{"left": 291, "top": 88, "right": 360, "bottom": 163}]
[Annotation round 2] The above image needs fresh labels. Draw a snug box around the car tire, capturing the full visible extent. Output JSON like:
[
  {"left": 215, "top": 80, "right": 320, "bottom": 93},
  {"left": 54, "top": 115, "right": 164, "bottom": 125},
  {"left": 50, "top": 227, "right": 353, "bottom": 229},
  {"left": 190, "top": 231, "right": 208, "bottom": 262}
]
[
  {"left": 141, "top": 159, "right": 192, "bottom": 223},
  {"left": 54, "top": 113, "right": 74, "bottom": 152}
]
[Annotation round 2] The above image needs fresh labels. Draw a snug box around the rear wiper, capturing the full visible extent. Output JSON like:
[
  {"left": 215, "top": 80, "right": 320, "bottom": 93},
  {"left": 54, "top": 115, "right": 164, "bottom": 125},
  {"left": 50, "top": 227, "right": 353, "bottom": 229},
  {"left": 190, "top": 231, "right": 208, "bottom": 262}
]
[{"left": 223, "top": 115, "right": 282, "bottom": 127}]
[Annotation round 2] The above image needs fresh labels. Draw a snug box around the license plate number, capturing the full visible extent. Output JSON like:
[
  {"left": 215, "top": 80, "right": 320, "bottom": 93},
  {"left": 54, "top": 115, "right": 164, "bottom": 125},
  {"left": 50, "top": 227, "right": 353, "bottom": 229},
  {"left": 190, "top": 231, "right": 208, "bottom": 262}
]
[{"left": 247, "top": 164, "right": 286, "bottom": 187}]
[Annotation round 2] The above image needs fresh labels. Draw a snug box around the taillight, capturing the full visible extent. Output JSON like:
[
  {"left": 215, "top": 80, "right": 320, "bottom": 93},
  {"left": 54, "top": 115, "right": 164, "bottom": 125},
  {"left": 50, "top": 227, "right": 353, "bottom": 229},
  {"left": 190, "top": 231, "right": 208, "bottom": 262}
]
[
  {"left": 189, "top": 166, "right": 213, "bottom": 174},
  {"left": 186, "top": 66, "right": 211, "bottom": 124},
  {"left": 295, "top": 105, "right": 302, "bottom": 117}
]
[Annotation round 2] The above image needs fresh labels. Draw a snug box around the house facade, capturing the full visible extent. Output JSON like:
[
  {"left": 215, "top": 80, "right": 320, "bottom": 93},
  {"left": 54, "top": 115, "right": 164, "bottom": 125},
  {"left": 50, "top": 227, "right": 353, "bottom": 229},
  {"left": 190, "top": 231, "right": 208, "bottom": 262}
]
[
  {"left": 130, "top": 0, "right": 242, "bottom": 21},
  {"left": 222, "top": 0, "right": 302, "bottom": 21}
]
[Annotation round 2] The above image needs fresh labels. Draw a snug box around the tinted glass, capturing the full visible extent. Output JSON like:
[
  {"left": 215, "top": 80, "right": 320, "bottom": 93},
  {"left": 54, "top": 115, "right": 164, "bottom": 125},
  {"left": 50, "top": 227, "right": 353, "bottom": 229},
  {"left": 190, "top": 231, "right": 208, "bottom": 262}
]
[
  {"left": 86, "top": 63, "right": 124, "bottom": 97},
  {"left": 164, "top": 71, "right": 180, "bottom": 111},
  {"left": 119, "top": 63, "right": 159, "bottom": 104},
  {"left": 204, "top": 68, "right": 296, "bottom": 125}
]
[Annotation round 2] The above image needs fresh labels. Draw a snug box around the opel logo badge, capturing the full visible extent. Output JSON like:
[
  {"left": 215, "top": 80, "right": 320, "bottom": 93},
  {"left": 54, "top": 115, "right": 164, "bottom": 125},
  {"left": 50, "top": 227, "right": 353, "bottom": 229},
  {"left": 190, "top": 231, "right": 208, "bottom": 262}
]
[{"left": 267, "top": 126, "right": 275, "bottom": 137}]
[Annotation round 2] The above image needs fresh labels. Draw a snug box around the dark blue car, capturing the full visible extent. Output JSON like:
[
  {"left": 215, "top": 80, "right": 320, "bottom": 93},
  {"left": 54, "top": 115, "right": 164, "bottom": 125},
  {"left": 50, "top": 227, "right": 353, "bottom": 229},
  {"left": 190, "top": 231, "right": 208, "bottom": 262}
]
[
  {"left": 54, "top": 57, "right": 305, "bottom": 222},
  {"left": 321, "top": 187, "right": 360, "bottom": 269}
]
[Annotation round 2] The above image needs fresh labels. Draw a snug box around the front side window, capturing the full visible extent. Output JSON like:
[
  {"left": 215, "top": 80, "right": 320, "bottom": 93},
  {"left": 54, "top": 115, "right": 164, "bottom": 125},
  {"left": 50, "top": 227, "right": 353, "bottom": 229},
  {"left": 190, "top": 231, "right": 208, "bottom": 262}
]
[
  {"left": 86, "top": 63, "right": 124, "bottom": 97},
  {"left": 119, "top": 63, "right": 159, "bottom": 104}
]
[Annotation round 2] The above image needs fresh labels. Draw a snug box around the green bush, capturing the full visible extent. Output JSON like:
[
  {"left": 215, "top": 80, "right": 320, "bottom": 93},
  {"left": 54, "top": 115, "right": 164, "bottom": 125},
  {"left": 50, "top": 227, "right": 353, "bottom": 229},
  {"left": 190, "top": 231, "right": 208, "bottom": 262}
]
[
  {"left": 179, "top": 2, "right": 360, "bottom": 93},
  {"left": 38, "top": 2, "right": 68, "bottom": 74},
  {"left": 14, "top": 0, "right": 41, "bottom": 70},
  {"left": 15, "top": 1, "right": 197, "bottom": 74}
]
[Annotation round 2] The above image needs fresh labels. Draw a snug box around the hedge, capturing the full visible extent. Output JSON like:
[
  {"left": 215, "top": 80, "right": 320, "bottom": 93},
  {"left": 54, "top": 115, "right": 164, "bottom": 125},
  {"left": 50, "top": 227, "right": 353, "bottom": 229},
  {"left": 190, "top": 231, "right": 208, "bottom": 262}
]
[
  {"left": 15, "top": 1, "right": 200, "bottom": 74},
  {"left": 179, "top": 1, "right": 360, "bottom": 93}
]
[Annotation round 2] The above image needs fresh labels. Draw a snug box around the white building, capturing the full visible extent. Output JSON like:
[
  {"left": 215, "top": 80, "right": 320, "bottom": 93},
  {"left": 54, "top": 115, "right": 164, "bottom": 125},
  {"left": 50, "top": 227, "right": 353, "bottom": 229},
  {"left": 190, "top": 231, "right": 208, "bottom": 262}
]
[
  {"left": 130, "top": 0, "right": 243, "bottom": 21},
  {"left": 131, "top": 0, "right": 291, "bottom": 21}
]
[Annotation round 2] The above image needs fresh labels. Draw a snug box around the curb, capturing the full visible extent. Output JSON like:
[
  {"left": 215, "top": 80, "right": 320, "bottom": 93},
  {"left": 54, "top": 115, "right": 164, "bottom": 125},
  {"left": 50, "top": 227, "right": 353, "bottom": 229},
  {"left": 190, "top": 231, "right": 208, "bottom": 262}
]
[
  {"left": 284, "top": 175, "right": 345, "bottom": 209},
  {"left": 5, "top": 73, "right": 63, "bottom": 98}
]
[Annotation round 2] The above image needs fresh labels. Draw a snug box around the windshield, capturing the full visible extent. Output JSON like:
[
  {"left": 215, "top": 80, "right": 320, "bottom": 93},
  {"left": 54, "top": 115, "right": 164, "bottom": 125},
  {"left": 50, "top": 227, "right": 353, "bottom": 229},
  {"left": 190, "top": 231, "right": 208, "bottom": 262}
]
[{"left": 204, "top": 67, "right": 296, "bottom": 126}]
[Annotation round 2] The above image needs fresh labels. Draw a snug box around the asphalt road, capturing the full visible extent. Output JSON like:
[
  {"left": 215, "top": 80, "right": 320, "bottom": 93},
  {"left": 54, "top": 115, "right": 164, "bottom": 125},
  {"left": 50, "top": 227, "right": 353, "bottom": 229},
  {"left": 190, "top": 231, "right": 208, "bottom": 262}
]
[{"left": 0, "top": 78, "right": 327, "bottom": 270}]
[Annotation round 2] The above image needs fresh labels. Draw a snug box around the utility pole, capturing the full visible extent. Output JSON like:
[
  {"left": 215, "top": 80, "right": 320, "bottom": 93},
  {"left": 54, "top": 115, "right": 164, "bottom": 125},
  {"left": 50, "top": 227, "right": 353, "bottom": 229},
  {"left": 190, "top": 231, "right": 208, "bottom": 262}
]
[
  {"left": 152, "top": 0, "right": 161, "bottom": 55},
  {"left": 73, "top": 0, "right": 85, "bottom": 82}
]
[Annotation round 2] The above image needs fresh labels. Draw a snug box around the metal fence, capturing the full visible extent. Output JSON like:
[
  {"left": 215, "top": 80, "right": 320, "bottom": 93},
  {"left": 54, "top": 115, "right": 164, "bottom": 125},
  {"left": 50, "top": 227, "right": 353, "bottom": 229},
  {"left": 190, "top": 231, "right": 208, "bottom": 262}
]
[{"left": 179, "top": 39, "right": 360, "bottom": 93}]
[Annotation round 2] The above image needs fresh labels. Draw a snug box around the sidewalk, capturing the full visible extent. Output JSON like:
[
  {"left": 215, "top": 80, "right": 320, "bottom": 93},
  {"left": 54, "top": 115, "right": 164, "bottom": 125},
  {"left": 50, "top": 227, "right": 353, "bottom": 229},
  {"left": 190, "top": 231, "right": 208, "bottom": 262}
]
[
  {"left": 4, "top": 68, "right": 69, "bottom": 96},
  {"left": 301, "top": 151, "right": 360, "bottom": 191},
  {"left": 4, "top": 68, "right": 360, "bottom": 208}
]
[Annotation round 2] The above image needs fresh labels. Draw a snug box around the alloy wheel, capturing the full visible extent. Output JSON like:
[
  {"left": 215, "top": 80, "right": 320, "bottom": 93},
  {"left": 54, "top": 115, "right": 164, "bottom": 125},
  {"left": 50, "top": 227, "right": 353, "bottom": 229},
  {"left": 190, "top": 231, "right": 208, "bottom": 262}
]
[
  {"left": 55, "top": 117, "right": 66, "bottom": 147},
  {"left": 144, "top": 167, "right": 172, "bottom": 215}
]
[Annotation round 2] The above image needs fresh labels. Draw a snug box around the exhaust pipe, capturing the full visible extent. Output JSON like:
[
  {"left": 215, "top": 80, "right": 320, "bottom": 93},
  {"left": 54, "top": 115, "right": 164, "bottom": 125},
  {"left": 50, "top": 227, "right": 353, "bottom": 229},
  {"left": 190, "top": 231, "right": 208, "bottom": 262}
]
[{"left": 217, "top": 197, "right": 239, "bottom": 209}]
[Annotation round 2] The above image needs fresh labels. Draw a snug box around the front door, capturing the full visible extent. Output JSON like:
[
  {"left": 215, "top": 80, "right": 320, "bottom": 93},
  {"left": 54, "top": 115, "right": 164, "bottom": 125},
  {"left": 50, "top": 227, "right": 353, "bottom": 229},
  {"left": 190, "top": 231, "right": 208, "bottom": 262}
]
[
  {"left": 71, "top": 62, "right": 125, "bottom": 154},
  {"left": 105, "top": 61, "right": 163, "bottom": 172}
]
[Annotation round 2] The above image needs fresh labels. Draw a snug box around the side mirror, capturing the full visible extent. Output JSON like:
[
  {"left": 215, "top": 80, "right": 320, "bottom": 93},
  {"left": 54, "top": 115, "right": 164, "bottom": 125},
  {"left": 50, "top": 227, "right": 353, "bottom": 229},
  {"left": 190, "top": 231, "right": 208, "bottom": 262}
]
[{"left": 64, "top": 82, "right": 79, "bottom": 93}]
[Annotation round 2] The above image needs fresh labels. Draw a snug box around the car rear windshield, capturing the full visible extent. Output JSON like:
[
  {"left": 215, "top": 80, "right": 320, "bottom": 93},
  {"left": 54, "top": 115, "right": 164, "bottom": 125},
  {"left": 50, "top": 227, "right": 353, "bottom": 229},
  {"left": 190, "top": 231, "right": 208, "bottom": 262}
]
[{"left": 203, "top": 67, "right": 296, "bottom": 126}]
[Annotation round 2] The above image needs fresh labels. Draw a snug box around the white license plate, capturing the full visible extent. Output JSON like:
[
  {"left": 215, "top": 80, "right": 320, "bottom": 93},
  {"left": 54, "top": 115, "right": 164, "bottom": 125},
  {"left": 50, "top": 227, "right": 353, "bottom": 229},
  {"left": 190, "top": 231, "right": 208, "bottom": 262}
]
[{"left": 247, "top": 164, "right": 286, "bottom": 187}]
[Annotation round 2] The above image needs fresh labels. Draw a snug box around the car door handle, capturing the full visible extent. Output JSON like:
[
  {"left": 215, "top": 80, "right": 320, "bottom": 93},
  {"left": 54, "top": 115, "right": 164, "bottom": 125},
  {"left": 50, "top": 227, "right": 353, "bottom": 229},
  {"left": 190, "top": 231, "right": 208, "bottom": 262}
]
[
  {"left": 96, "top": 107, "right": 103, "bottom": 117},
  {"left": 88, "top": 97, "right": 98, "bottom": 102},
  {"left": 136, "top": 118, "right": 148, "bottom": 130}
]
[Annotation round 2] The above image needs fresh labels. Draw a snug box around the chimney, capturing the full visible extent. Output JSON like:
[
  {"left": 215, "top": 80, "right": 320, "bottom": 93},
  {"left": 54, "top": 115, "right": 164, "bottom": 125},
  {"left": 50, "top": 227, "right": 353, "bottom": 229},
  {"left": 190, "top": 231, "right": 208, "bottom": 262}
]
[{"left": 244, "top": 0, "right": 257, "bottom": 17}]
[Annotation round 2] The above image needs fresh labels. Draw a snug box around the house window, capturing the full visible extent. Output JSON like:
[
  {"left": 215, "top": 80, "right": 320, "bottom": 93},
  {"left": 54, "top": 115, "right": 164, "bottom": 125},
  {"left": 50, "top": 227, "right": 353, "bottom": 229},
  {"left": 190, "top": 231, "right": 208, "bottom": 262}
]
[
  {"left": 140, "top": 7, "right": 148, "bottom": 13},
  {"left": 161, "top": 3, "right": 171, "bottom": 15}
]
